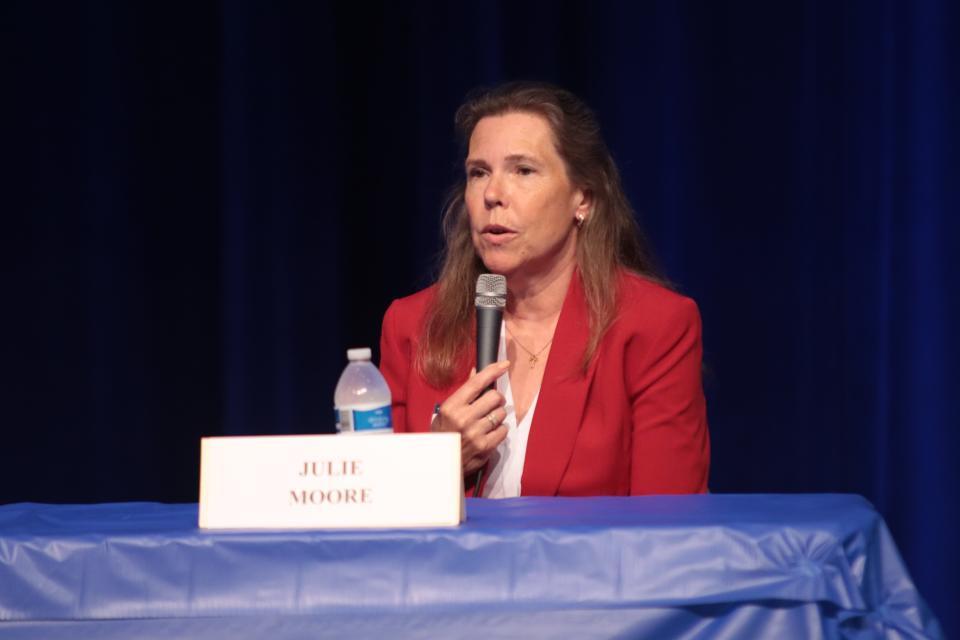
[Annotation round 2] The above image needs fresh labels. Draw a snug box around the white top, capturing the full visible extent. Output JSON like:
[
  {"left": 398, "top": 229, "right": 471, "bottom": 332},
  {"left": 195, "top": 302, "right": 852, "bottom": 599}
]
[{"left": 483, "top": 322, "right": 540, "bottom": 498}]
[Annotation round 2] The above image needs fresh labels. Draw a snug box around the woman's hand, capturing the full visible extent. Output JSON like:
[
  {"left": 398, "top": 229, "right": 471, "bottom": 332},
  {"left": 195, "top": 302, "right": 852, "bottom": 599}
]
[{"left": 432, "top": 360, "right": 510, "bottom": 475}]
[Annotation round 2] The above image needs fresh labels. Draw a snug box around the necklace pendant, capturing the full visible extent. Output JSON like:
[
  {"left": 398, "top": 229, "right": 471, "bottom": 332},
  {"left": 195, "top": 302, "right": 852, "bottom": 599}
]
[{"left": 529, "top": 354, "right": 538, "bottom": 368}]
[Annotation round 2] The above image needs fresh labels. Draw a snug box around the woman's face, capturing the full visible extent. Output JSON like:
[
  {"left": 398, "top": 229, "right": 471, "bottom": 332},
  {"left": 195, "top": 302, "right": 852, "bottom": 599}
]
[{"left": 464, "top": 112, "right": 590, "bottom": 281}]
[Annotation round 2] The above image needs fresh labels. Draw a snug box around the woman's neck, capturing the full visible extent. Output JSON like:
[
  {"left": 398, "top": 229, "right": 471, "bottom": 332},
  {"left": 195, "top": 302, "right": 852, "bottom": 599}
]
[{"left": 504, "top": 257, "right": 575, "bottom": 323}]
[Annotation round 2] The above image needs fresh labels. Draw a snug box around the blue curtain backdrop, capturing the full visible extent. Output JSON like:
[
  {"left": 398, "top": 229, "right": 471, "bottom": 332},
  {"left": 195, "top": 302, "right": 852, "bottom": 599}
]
[{"left": 4, "top": 0, "right": 958, "bottom": 633}]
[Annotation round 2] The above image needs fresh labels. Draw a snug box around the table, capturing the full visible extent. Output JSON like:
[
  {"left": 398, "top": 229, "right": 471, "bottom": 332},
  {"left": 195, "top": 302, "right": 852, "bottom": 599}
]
[{"left": 0, "top": 495, "right": 942, "bottom": 639}]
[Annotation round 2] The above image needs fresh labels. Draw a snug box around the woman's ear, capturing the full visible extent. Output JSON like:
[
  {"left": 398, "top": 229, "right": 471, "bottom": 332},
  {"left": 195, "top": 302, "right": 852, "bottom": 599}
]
[{"left": 574, "top": 188, "right": 593, "bottom": 226}]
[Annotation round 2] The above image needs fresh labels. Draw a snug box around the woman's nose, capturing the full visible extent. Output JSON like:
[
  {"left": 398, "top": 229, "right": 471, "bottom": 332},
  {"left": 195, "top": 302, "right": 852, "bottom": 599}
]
[{"left": 483, "top": 172, "right": 505, "bottom": 209}]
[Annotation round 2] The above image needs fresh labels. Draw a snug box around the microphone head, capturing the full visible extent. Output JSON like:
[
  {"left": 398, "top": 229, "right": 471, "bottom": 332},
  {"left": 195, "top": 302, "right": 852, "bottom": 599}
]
[{"left": 475, "top": 274, "right": 507, "bottom": 309}]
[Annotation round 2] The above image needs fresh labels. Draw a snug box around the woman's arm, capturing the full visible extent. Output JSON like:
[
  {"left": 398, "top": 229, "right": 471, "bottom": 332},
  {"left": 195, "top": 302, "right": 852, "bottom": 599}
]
[
  {"left": 626, "top": 296, "right": 710, "bottom": 494},
  {"left": 379, "top": 300, "right": 409, "bottom": 433},
  {"left": 379, "top": 299, "right": 508, "bottom": 475}
]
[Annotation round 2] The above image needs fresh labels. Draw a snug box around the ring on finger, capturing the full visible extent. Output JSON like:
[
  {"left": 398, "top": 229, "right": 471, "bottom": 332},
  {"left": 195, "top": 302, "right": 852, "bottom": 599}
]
[{"left": 485, "top": 412, "right": 497, "bottom": 427}]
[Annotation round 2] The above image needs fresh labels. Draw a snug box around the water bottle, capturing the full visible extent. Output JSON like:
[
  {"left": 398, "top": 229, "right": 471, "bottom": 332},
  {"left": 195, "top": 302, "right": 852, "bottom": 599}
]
[{"left": 334, "top": 348, "right": 393, "bottom": 434}]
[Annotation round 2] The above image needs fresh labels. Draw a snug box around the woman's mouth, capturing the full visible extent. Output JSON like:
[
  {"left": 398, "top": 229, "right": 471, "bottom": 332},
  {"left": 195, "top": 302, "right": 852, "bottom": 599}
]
[{"left": 481, "top": 224, "right": 518, "bottom": 244}]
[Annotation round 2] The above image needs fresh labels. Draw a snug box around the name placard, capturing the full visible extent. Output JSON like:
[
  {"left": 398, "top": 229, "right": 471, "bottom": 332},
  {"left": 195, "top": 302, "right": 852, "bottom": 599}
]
[{"left": 198, "top": 433, "right": 464, "bottom": 529}]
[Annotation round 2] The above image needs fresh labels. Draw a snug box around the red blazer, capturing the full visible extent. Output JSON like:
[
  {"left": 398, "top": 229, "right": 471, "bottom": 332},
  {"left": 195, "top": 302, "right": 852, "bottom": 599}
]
[{"left": 379, "top": 270, "right": 710, "bottom": 496}]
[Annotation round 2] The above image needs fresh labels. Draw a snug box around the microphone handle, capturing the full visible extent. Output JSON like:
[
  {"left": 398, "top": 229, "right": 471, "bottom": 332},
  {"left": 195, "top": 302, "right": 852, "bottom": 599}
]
[
  {"left": 476, "top": 305, "right": 502, "bottom": 391},
  {"left": 474, "top": 305, "right": 502, "bottom": 497}
]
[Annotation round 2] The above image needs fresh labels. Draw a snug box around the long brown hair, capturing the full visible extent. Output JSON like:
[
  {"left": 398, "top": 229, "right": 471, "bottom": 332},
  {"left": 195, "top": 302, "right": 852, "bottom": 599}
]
[{"left": 418, "top": 81, "right": 663, "bottom": 388}]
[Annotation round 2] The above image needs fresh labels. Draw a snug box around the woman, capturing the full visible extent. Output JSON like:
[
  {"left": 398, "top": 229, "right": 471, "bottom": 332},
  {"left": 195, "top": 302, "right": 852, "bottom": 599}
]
[{"left": 380, "top": 82, "right": 709, "bottom": 497}]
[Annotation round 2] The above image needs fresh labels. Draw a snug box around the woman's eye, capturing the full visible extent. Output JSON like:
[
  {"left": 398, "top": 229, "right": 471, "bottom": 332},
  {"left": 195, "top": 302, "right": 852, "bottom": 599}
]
[
  {"left": 517, "top": 166, "right": 535, "bottom": 176},
  {"left": 467, "top": 168, "right": 487, "bottom": 179}
]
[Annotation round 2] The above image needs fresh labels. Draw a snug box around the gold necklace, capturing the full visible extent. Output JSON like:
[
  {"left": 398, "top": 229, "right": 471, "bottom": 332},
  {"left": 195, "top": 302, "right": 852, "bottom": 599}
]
[{"left": 505, "top": 323, "right": 553, "bottom": 369}]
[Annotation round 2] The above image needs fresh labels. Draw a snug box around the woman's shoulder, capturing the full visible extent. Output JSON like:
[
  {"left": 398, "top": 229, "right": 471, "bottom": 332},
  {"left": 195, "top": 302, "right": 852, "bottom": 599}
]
[
  {"left": 382, "top": 283, "right": 438, "bottom": 334},
  {"left": 614, "top": 269, "right": 701, "bottom": 330}
]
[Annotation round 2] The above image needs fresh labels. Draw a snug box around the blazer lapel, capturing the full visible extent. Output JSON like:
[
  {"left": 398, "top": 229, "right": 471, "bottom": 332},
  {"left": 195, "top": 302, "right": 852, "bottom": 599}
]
[{"left": 521, "top": 272, "right": 599, "bottom": 495}]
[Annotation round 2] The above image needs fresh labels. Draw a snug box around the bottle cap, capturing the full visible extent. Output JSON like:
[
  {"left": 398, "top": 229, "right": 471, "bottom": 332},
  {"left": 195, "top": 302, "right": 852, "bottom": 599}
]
[{"left": 346, "top": 347, "right": 372, "bottom": 361}]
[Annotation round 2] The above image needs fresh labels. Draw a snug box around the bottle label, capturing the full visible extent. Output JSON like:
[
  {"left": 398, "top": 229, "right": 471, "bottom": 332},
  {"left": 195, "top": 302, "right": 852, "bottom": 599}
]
[{"left": 336, "top": 405, "right": 392, "bottom": 433}]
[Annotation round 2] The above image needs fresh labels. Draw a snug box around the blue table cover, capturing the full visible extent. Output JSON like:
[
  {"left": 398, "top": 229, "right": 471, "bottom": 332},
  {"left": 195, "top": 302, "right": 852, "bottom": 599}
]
[{"left": 0, "top": 495, "right": 942, "bottom": 639}]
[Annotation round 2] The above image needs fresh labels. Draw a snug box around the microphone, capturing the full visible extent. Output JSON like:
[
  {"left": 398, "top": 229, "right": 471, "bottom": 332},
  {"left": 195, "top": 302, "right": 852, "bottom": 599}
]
[
  {"left": 473, "top": 274, "right": 506, "bottom": 497},
  {"left": 475, "top": 273, "right": 507, "bottom": 386}
]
